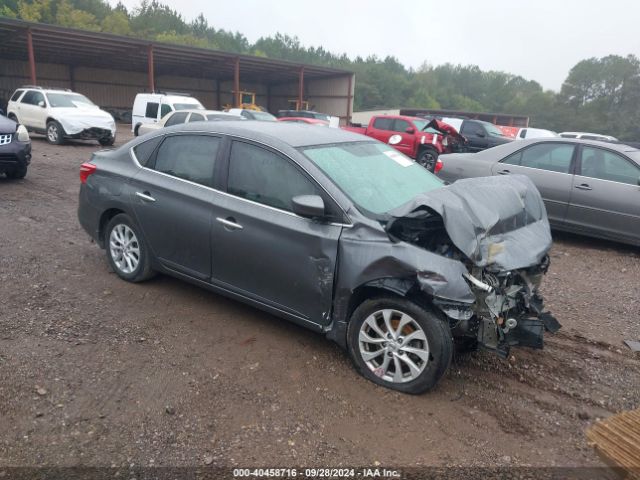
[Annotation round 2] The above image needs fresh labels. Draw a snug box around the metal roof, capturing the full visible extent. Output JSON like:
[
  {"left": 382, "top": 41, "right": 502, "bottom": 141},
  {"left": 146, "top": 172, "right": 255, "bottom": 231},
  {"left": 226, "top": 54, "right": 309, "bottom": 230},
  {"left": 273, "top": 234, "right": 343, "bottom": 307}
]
[{"left": 0, "top": 18, "right": 352, "bottom": 84}]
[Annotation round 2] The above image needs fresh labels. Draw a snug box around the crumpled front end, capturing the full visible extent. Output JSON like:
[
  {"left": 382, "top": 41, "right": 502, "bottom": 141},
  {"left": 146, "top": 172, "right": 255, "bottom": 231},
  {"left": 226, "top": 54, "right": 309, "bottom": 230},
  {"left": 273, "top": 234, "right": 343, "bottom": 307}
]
[
  {"left": 384, "top": 174, "right": 561, "bottom": 356},
  {"left": 56, "top": 109, "right": 116, "bottom": 138}
]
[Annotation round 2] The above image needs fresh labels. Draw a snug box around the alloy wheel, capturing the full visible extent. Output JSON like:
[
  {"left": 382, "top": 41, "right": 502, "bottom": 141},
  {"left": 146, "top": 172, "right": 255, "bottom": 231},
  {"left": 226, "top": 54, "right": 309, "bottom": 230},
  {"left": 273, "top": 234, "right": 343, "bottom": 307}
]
[
  {"left": 47, "top": 124, "right": 58, "bottom": 143},
  {"left": 358, "top": 309, "right": 430, "bottom": 383},
  {"left": 109, "top": 224, "right": 140, "bottom": 274}
]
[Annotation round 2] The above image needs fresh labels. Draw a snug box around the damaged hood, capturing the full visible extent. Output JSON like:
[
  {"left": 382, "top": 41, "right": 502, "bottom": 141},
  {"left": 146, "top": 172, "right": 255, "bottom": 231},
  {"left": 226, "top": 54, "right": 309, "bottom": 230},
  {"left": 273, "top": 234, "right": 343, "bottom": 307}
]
[
  {"left": 387, "top": 175, "right": 552, "bottom": 271},
  {"left": 54, "top": 107, "right": 116, "bottom": 135}
]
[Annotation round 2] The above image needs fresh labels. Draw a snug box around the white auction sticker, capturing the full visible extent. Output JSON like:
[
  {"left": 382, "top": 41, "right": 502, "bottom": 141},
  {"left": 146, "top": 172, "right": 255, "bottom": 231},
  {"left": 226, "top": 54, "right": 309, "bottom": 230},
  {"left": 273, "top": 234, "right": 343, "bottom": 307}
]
[{"left": 384, "top": 149, "right": 413, "bottom": 167}]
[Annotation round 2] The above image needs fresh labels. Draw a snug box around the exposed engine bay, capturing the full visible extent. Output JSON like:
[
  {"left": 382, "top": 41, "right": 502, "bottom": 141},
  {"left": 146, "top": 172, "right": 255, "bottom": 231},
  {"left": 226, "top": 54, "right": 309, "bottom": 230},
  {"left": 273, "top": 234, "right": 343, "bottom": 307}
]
[{"left": 385, "top": 182, "right": 561, "bottom": 357}]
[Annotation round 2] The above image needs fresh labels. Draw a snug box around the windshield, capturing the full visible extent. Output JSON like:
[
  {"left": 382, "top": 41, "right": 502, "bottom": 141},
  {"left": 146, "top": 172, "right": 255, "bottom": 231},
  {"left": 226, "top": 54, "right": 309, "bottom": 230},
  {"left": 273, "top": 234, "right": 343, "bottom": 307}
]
[
  {"left": 173, "top": 103, "right": 204, "bottom": 111},
  {"left": 46, "top": 93, "right": 94, "bottom": 108},
  {"left": 482, "top": 121, "right": 505, "bottom": 137},
  {"left": 251, "top": 111, "right": 277, "bottom": 121},
  {"left": 302, "top": 142, "right": 443, "bottom": 215}
]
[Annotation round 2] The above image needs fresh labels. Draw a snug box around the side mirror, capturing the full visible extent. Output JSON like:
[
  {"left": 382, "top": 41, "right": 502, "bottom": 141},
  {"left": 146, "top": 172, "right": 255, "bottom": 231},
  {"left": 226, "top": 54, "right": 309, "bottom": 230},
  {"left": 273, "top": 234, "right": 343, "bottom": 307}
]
[
  {"left": 475, "top": 129, "right": 486, "bottom": 138},
  {"left": 405, "top": 127, "right": 415, "bottom": 134},
  {"left": 38, "top": 101, "right": 45, "bottom": 108},
  {"left": 292, "top": 195, "right": 325, "bottom": 219}
]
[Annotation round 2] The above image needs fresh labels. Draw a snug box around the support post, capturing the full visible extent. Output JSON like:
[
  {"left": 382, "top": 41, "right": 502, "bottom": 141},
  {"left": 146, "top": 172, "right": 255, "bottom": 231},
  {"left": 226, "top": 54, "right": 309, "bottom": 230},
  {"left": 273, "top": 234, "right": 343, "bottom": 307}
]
[
  {"left": 267, "top": 84, "right": 271, "bottom": 113},
  {"left": 216, "top": 78, "right": 221, "bottom": 110},
  {"left": 346, "top": 74, "right": 353, "bottom": 124},
  {"left": 234, "top": 57, "right": 240, "bottom": 107},
  {"left": 147, "top": 44, "right": 155, "bottom": 92},
  {"left": 69, "top": 65, "right": 76, "bottom": 91},
  {"left": 298, "top": 67, "right": 304, "bottom": 110},
  {"left": 27, "top": 28, "right": 36, "bottom": 85}
]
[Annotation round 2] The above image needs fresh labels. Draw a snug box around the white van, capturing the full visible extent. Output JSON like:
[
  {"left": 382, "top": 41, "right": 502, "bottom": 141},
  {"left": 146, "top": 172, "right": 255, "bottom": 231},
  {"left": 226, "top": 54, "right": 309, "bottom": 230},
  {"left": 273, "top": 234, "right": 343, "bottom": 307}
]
[{"left": 131, "top": 92, "right": 204, "bottom": 135}]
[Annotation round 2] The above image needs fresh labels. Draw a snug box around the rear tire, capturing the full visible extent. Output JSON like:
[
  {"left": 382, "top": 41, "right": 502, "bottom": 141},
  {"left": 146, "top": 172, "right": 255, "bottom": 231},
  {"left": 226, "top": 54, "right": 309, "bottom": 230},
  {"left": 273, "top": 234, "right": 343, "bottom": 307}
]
[
  {"left": 46, "top": 120, "right": 65, "bottom": 145},
  {"left": 134, "top": 124, "right": 141, "bottom": 136},
  {"left": 417, "top": 148, "right": 439, "bottom": 172},
  {"left": 347, "top": 296, "right": 453, "bottom": 394},
  {"left": 105, "top": 213, "right": 155, "bottom": 283}
]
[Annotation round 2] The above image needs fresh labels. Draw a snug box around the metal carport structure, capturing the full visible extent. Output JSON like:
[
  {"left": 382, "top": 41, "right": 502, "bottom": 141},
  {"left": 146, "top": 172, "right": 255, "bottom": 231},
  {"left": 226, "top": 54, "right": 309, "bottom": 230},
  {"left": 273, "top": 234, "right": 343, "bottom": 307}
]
[{"left": 0, "top": 18, "right": 354, "bottom": 122}]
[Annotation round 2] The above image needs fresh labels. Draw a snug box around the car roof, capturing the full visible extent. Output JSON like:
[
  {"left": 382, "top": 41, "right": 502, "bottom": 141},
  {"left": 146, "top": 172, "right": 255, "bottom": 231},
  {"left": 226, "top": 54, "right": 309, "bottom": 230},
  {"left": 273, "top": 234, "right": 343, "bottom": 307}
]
[
  {"left": 472, "top": 136, "right": 640, "bottom": 159},
  {"left": 161, "top": 120, "right": 368, "bottom": 147}
]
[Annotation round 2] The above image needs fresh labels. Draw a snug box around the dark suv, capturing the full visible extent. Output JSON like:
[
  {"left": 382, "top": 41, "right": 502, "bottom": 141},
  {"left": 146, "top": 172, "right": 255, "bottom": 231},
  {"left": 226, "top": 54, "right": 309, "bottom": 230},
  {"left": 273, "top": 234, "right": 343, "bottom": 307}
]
[
  {"left": 459, "top": 119, "right": 514, "bottom": 152},
  {"left": 0, "top": 113, "right": 31, "bottom": 179}
]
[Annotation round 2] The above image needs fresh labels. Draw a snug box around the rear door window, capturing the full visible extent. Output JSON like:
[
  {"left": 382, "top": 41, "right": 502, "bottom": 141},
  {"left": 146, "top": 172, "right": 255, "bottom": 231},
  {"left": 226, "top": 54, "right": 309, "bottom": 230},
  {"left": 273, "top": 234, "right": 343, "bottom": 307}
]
[
  {"left": 145, "top": 102, "right": 159, "bottom": 119},
  {"left": 227, "top": 141, "right": 321, "bottom": 213},
  {"left": 460, "top": 121, "right": 478, "bottom": 136},
  {"left": 21, "top": 91, "right": 45, "bottom": 106},
  {"left": 164, "top": 112, "right": 189, "bottom": 127},
  {"left": 150, "top": 135, "right": 220, "bottom": 186},
  {"left": 188, "top": 113, "right": 206, "bottom": 123},
  {"left": 372, "top": 118, "right": 393, "bottom": 131},
  {"left": 580, "top": 147, "right": 640, "bottom": 185}
]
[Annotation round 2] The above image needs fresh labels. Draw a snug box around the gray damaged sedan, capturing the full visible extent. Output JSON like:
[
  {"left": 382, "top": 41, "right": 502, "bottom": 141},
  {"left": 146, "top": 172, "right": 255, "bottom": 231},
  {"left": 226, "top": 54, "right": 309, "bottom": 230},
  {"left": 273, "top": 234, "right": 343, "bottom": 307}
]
[{"left": 78, "top": 122, "right": 560, "bottom": 394}]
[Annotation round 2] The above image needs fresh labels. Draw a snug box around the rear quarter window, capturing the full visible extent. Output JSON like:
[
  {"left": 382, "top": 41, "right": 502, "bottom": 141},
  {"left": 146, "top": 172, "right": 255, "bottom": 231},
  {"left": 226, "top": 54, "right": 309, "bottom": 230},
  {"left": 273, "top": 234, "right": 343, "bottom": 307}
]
[
  {"left": 132, "top": 136, "right": 163, "bottom": 166},
  {"left": 11, "top": 90, "right": 24, "bottom": 102}
]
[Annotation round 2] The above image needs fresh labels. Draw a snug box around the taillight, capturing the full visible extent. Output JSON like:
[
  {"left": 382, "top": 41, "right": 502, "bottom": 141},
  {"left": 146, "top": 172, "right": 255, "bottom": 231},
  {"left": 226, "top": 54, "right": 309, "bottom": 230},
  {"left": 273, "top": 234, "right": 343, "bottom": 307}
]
[
  {"left": 434, "top": 158, "right": 443, "bottom": 174},
  {"left": 80, "top": 162, "right": 97, "bottom": 184}
]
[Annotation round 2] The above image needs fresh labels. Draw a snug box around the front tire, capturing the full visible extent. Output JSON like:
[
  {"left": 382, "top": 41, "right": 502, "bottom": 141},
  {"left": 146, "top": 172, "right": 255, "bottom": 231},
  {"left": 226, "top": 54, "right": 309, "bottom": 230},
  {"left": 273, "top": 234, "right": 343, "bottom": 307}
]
[
  {"left": 99, "top": 136, "right": 115, "bottom": 146},
  {"left": 347, "top": 297, "right": 453, "bottom": 394},
  {"left": 417, "top": 148, "right": 439, "bottom": 172},
  {"left": 105, "top": 213, "right": 155, "bottom": 282},
  {"left": 46, "top": 120, "right": 65, "bottom": 145}
]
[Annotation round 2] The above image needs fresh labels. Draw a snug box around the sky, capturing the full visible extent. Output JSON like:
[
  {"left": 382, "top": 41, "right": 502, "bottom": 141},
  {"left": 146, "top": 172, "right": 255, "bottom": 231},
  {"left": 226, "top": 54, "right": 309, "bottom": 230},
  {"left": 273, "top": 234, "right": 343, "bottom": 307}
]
[{"left": 111, "top": 0, "right": 640, "bottom": 91}]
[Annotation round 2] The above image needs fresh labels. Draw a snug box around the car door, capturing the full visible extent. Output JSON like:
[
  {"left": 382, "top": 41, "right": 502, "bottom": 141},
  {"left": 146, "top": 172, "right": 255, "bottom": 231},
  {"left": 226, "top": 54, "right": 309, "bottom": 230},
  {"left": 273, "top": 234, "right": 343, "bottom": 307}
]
[
  {"left": 490, "top": 142, "right": 577, "bottom": 225},
  {"left": 18, "top": 90, "right": 46, "bottom": 129},
  {"left": 368, "top": 117, "right": 395, "bottom": 144},
  {"left": 128, "top": 133, "right": 222, "bottom": 280},
  {"left": 390, "top": 118, "right": 416, "bottom": 157},
  {"left": 210, "top": 139, "right": 343, "bottom": 327},
  {"left": 564, "top": 145, "right": 640, "bottom": 243}
]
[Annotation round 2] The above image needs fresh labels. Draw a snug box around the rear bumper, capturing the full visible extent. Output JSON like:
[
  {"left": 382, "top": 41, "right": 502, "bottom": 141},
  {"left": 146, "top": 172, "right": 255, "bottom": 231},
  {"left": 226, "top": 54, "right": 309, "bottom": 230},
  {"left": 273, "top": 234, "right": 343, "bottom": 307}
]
[{"left": 0, "top": 140, "right": 32, "bottom": 171}]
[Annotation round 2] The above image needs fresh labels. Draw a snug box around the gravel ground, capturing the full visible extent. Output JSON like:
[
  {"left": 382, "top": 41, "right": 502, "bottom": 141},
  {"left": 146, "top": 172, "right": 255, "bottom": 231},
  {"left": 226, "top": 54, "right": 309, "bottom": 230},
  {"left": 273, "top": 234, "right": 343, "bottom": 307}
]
[{"left": 0, "top": 125, "right": 639, "bottom": 472}]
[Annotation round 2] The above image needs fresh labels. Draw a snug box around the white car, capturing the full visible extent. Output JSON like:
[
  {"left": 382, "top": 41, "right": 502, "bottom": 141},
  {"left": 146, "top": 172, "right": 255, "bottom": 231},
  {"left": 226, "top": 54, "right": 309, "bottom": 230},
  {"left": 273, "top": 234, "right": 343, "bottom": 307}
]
[
  {"left": 137, "top": 109, "right": 243, "bottom": 136},
  {"left": 7, "top": 86, "right": 116, "bottom": 146},
  {"left": 559, "top": 131, "right": 618, "bottom": 142},
  {"left": 226, "top": 108, "right": 277, "bottom": 121},
  {"left": 516, "top": 127, "right": 558, "bottom": 140},
  {"left": 132, "top": 93, "right": 204, "bottom": 136}
]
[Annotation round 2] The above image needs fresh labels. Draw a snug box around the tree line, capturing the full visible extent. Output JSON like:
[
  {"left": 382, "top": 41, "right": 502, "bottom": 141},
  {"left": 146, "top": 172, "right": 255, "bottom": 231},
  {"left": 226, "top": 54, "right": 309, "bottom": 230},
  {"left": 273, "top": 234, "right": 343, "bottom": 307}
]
[{"left": 2, "top": 0, "right": 640, "bottom": 140}]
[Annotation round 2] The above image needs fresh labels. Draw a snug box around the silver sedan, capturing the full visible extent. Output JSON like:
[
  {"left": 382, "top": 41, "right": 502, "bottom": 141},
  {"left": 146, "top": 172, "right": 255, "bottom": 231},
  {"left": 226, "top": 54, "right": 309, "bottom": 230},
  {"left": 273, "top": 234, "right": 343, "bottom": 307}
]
[{"left": 437, "top": 138, "right": 640, "bottom": 246}]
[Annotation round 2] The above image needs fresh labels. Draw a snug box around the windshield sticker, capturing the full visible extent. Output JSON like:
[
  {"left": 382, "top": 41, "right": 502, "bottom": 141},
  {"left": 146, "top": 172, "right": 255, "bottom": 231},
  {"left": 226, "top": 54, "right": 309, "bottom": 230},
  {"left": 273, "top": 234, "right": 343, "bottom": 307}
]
[{"left": 383, "top": 149, "right": 413, "bottom": 167}]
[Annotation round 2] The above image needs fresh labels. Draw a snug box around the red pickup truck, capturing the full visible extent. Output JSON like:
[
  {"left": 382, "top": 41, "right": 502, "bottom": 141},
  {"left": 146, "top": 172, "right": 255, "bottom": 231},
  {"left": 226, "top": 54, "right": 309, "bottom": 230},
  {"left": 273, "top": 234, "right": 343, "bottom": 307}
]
[{"left": 343, "top": 115, "right": 463, "bottom": 171}]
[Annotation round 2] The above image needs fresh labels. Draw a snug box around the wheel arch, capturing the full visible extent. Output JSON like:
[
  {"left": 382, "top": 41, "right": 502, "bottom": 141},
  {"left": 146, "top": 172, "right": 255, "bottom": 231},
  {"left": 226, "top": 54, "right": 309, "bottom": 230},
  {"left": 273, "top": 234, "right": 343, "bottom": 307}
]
[{"left": 98, "top": 207, "right": 127, "bottom": 247}]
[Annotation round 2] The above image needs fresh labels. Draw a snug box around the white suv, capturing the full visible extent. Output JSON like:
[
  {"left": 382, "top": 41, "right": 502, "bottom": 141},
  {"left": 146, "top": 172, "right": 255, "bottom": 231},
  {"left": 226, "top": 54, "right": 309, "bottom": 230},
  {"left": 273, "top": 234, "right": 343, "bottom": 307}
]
[{"left": 7, "top": 86, "right": 116, "bottom": 146}]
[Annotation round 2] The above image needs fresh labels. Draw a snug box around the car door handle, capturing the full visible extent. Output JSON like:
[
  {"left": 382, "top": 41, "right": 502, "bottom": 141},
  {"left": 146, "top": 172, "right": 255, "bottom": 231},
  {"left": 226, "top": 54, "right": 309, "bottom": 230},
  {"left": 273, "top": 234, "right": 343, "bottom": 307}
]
[
  {"left": 497, "top": 169, "right": 510, "bottom": 175},
  {"left": 135, "top": 191, "right": 156, "bottom": 202},
  {"left": 216, "top": 217, "right": 243, "bottom": 230},
  {"left": 575, "top": 184, "right": 592, "bottom": 190}
]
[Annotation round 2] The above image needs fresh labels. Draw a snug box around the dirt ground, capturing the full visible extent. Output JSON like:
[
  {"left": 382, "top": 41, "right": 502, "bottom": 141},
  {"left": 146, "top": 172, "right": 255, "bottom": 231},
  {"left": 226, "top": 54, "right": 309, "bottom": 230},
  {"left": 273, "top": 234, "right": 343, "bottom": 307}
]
[{"left": 1, "top": 125, "right": 639, "bottom": 472}]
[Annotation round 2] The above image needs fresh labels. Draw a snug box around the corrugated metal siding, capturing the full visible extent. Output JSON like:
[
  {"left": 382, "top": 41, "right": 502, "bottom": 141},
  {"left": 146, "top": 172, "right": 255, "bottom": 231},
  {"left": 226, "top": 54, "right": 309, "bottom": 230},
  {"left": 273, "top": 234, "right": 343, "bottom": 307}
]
[{"left": 1, "top": 59, "right": 354, "bottom": 120}]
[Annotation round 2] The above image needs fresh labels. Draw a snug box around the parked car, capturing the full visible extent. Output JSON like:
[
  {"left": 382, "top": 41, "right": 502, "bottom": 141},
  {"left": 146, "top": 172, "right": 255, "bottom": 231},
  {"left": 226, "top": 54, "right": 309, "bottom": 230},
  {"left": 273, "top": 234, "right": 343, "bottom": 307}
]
[
  {"left": 7, "top": 86, "right": 116, "bottom": 146},
  {"left": 516, "top": 127, "right": 558, "bottom": 140},
  {"left": 437, "top": 138, "right": 640, "bottom": 246},
  {"left": 0, "top": 113, "right": 31, "bottom": 179},
  {"left": 277, "top": 117, "right": 329, "bottom": 126},
  {"left": 132, "top": 92, "right": 204, "bottom": 136},
  {"left": 226, "top": 108, "right": 277, "bottom": 121},
  {"left": 276, "top": 110, "right": 330, "bottom": 121},
  {"left": 137, "top": 110, "right": 243, "bottom": 136},
  {"left": 457, "top": 119, "right": 514, "bottom": 152},
  {"left": 78, "top": 121, "right": 559, "bottom": 394},
  {"left": 560, "top": 132, "right": 618, "bottom": 142},
  {"left": 342, "top": 115, "right": 462, "bottom": 171}
]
